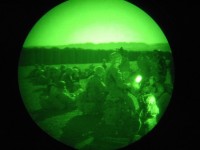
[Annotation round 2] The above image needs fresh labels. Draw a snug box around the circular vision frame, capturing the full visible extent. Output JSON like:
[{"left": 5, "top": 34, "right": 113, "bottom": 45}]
[{"left": 18, "top": 0, "right": 174, "bottom": 149}]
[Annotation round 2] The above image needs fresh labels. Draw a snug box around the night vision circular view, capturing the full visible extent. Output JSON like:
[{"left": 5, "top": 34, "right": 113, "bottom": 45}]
[{"left": 18, "top": 0, "right": 174, "bottom": 150}]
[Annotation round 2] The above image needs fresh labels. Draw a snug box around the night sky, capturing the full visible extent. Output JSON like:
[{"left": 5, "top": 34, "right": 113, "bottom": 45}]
[{"left": 23, "top": 0, "right": 169, "bottom": 48}]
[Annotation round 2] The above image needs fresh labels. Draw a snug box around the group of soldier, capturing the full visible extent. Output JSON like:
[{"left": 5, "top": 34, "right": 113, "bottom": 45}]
[{"left": 26, "top": 47, "right": 173, "bottom": 149}]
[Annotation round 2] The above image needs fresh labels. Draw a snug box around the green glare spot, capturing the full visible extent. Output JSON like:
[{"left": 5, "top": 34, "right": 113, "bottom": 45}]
[
  {"left": 18, "top": 0, "right": 174, "bottom": 150},
  {"left": 135, "top": 75, "right": 142, "bottom": 83}
]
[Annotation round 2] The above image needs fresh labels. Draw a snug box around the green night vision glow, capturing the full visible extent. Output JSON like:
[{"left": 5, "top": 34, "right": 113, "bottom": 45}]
[
  {"left": 23, "top": 0, "right": 168, "bottom": 48},
  {"left": 18, "top": 0, "right": 174, "bottom": 150}
]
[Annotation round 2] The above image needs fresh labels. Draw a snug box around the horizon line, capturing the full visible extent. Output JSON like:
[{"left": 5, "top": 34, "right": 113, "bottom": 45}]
[{"left": 23, "top": 41, "right": 169, "bottom": 48}]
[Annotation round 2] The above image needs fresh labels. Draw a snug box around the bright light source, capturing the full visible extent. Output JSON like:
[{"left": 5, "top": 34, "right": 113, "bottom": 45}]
[{"left": 135, "top": 75, "right": 142, "bottom": 83}]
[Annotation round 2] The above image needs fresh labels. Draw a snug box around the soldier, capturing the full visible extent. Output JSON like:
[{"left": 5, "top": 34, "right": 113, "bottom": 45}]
[
  {"left": 118, "top": 47, "right": 132, "bottom": 81},
  {"left": 60, "top": 67, "right": 107, "bottom": 149},
  {"left": 103, "top": 51, "right": 140, "bottom": 141},
  {"left": 143, "top": 94, "right": 159, "bottom": 134},
  {"left": 34, "top": 80, "right": 76, "bottom": 122},
  {"left": 80, "top": 66, "right": 107, "bottom": 116}
]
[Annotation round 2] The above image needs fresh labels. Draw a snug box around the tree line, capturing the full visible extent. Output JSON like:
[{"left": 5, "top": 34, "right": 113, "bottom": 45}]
[{"left": 19, "top": 47, "right": 171, "bottom": 66}]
